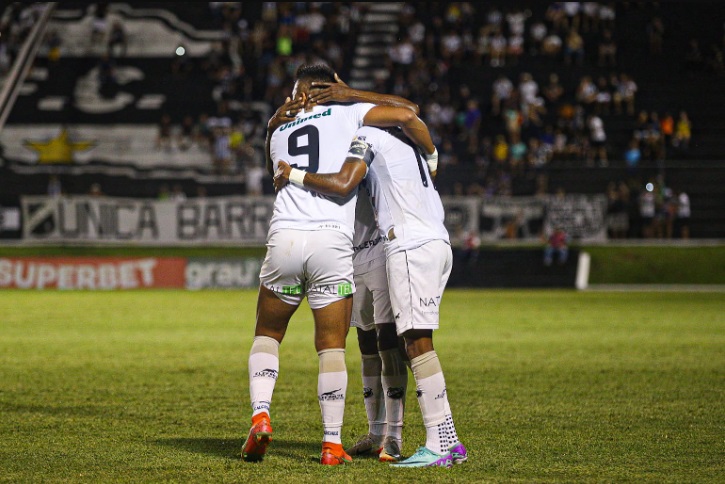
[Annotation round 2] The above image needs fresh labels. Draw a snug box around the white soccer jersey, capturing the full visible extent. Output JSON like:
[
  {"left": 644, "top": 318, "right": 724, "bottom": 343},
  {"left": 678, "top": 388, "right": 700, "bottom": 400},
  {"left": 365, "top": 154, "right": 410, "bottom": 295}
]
[
  {"left": 348, "top": 126, "right": 449, "bottom": 255},
  {"left": 352, "top": 183, "right": 386, "bottom": 272},
  {"left": 269, "top": 102, "right": 376, "bottom": 240}
]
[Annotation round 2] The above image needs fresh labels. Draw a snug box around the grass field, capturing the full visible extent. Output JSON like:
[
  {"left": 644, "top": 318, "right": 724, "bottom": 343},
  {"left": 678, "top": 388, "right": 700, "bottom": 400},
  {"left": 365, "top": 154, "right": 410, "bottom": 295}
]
[{"left": 1, "top": 289, "right": 723, "bottom": 483}]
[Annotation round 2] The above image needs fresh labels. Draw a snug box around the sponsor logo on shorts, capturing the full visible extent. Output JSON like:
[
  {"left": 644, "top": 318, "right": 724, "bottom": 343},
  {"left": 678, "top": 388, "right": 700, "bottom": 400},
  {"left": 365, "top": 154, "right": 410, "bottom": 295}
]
[
  {"left": 353, "top": 235, "right": 388, "bottom": 253},
  {"left": 253, "top": 368, "right": 279, "bottom": 380},
  {"left": 363, "top": 387, "right": 373, "bottom": 398},
  {"left": 319, "top": 388, "right": 345, "bottom": 401},
  {"left": 387, "top": 387, "right": 405, "bottom": 399},
  {"left": 419, "top": 296, "right": 441, "bottom": 307},
  {"left": 282, "top": 284, "right": 303, "bottom": 295},
  {"left": 307, "top": 283, "right": 353, "bottom": 297}
]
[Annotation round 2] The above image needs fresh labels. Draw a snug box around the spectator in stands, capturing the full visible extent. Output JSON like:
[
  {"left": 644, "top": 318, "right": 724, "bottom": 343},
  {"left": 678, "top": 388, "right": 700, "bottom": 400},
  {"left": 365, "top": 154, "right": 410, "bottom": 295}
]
[
  {"left": 545, "top": 3, "right": 567, "bottom": 32},
  {"left": 624, "top": 138, "right": 641, "bottom": 175},
  {"left": 462, "top": 98, "right": 482, "bottom": 154},
  {"left": 177, "top": 115, "right": 195, "bottom": 151},
  {"left": 493, "top": 135, "right": 509, "bottom": 165},
  {"left": 581, "top": 2, "right": 600, "bottom": 33},
  {"left": 645, "top": 111, "right": 665, "bottom": 161},
  {"left": 660, "top": 111, "right": 675, "bottom": 148},
  {"left": 606, "top": 182, "right": 630, "bottom": 239},
  {"left": 675, "top": 189, "right": 691, "bottom": 239},
  {"left": 543, "top": 73, "right": 565, "bottom": 105},
  {"left": 564, "top": 29, "right": 585, "bottom": 66},
  {"left": 597, "top": 29, "right": 617, "bottom": 67},
  {"left": 91, "top": 2, "right": 109, "bottom": 46},
  {"left": 598, "top": 2, "right": 616, "bottom": 32},
  {"left": 170, "top": 184, "right": 187, "bottom": 202},
  {"left": 575, "top": 75, "right": 597, "bottom": 106},
  {"left": 157, "top": 184, "right": 170, "bottom": 200},
  {"left": 211, "top": 117, "right": 233, "bottom": 175},
  {"left": 587, "top": 114, "right": 608, "bottom": 166},
  {"left": 503, "top": 103, "right": 523, "bottom": 144},
  {"left": 489, "top": 27, "right": 507, "bottom": 67},
  {"left": 543, "top": 226, "right": 569, "bottom": 266},
  {"left": 594, "top": 76, "right": 612, "bottom": 115},
  {"left": 615, "top": 73, "right": 637, "bottom": 115},
  {"left": 107, "top": 20, "right": 127, "bottom": 57},
  {"left": 683, "top": 38, "right": 705, "bottom": 77},
  {"left": 89, "top": 183, "right": 104, "bottom": 197},
  {"left": 647, "top": 16, "right": 665, "bottom": 56},
  {"left": 639, "top": 184, "right": 656, "bottom": 238},
  {"left": 563, "top": 2, "right": 582, "bottom": 31},
  {"left": 44, "top": 29, "right": 62, "bottom": 63},
  {"left": 156, "top": 114, "right": 173, "bottom": 152},
  {"left": 529, "top": 19, "right": 547, "bottom": 55},
  {"left": 47, "top": 175, "right": 62, "bottom": 197},
  {"left": 491, "top": 74, "right": 514, "bottom": 116},
  {"left": 542, "top": 31, "right": 563, "bottom": 59},
  {"left": 672, "top": 111, "right": 692, "bottom": 153}
]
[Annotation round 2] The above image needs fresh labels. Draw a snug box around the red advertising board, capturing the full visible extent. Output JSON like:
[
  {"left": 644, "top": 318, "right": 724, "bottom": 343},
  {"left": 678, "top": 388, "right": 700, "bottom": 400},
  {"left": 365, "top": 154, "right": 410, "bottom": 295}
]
[{"left": 0, "top": 257, "right": 186, "bottom": 290}]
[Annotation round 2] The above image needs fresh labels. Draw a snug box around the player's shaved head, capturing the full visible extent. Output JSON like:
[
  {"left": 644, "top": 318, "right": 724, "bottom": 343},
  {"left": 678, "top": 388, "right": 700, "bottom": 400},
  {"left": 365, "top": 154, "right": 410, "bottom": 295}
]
[
  {"left": 292, "top": 64, "right": 336, "bottom": 102},
  {"left": 295, "top": 63, "right": 336, "bottom": 83}
]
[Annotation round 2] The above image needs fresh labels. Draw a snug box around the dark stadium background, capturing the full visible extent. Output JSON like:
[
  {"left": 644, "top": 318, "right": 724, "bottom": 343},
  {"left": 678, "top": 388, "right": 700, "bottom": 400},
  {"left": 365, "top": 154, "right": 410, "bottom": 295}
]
[{"left": 1, "top": 2, "right": 724, "bottom": 288}]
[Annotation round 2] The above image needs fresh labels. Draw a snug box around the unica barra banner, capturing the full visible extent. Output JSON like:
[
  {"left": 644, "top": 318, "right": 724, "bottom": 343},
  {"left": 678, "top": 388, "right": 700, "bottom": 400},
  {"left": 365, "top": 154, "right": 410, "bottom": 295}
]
[{"left": 0, "top": 257, "right": 186, "bottom": 289}]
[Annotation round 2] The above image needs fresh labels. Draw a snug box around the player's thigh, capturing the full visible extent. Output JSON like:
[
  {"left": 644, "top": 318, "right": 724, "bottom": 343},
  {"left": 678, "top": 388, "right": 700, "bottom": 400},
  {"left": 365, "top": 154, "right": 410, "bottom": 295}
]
[
  {"left": 255, "top": 284, "right": 299, "bottom": 341},
  {"left": 259, "top": 230, "right": 306, "bottom": 306},
  {"left": 312, "top": 297, "right": 352, "bottom": 352},
  {"left": 387, "top": 240, "right": 452, "bottom": 334},
  {"left": 367, "top": 263, "right": 395, "bottom": 326},
  {"left": 305, "top": 231, "right": 355, "bottom": 310},
  {"left": 351, "top": 271, "right": 375, "bottom": 331}
]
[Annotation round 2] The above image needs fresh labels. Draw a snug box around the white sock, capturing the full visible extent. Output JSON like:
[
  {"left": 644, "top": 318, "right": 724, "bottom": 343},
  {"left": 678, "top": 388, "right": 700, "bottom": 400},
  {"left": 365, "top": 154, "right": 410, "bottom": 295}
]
[
  {"left": 360, "top": 353, "right": 386, "bottom": 437},
  {"left": 411, "top": 351, "right": 452, "bottom": 454},
  {"left": 248, "top": 335, "right": 280, "bottom": 418},
  {"left": 444, "top": 398, "right": 459, "bottom": 444},
  {"left": 380, "top": 348, "right": 407, "bottom": 443},
  {"left": 318, "top": 349, "right": 347, "bottom": 445}
]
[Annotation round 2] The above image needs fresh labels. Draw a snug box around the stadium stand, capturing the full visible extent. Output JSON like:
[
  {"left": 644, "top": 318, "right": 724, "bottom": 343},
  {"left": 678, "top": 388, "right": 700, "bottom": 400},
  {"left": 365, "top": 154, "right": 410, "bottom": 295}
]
[{"left": 0, "top": 1, "right": 723, "bottom": 238}]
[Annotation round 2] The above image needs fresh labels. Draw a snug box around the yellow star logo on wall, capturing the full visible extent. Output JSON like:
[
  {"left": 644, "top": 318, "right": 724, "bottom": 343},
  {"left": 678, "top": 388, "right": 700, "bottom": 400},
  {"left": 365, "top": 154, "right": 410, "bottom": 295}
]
[{"left": 24, "top": 129, "right": 95, "bottom": 164}]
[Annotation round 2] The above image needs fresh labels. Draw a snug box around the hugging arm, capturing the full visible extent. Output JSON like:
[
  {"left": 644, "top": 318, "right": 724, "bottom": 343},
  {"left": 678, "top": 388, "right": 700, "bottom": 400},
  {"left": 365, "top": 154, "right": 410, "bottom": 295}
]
[{"left": 274, "top": 157, "right": 367, "bottom": 197}]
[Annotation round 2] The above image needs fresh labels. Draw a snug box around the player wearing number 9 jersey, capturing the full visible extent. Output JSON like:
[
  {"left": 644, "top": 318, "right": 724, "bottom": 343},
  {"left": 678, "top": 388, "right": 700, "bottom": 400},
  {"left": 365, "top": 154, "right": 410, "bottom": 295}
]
[
  {"left": 243, "top": 63, "right": 436, "bottom": 466},
  {"left": 273, "top": 125, "right": 468, "bottom": 468}
]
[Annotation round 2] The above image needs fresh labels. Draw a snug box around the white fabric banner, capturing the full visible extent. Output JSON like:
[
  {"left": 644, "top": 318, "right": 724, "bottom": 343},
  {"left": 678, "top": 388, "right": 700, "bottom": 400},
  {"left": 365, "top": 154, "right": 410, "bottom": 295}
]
[
  {"left": 19, "top": 194, "right": 608, "bottom": 245},
  {"left": 21, "top": 195, "right": 273, "bottom": 245}
]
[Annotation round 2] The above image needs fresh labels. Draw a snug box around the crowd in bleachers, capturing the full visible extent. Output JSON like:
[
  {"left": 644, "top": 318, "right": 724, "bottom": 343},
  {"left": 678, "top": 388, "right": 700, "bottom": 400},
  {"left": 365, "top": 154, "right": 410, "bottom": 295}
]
[
  {"left": 3, "top": 2, "right": 722, "bottom": 239},
  {"left": 0, "top": 2, "right": 46, "bottom": 79}
]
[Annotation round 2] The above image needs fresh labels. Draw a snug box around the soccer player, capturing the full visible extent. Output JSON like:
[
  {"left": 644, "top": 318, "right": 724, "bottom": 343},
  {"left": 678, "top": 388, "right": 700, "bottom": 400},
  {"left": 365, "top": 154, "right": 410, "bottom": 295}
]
[
  {"left": 242, "top": 63, "right": 435, "bottom": 466},
  {"left": 273, "top": 125, "right": 468, "bottom": 468},
  {"left": 345, "top": 184, "right": 409, "bottom": 463}
]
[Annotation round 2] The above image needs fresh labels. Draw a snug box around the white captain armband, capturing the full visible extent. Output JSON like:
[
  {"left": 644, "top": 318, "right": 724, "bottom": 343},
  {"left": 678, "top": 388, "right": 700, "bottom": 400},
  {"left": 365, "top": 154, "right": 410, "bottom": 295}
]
[
  {"left": 288, "top": 167, "right": 306, "bottom": 187},
  {"left": 425, "top": 148, "right": 438, "bottom": 173},
  {"left": 347, "top": 137, "right": 373, "bottom": 164}
]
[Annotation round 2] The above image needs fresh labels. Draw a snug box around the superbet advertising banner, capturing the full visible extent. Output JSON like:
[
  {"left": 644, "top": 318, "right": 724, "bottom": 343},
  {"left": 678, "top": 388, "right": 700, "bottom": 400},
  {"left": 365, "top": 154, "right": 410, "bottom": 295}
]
[{"left": 0, "top": 257, "right": 186, "bottom": 290}]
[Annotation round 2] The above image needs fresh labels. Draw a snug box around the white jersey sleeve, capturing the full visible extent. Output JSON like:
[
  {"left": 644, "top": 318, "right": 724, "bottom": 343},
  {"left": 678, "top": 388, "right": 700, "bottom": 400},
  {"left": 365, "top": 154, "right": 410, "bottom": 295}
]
[
  {"left": 268, "top": 102, "right": 376, "bottom": 240},
  {"left": 351, "top": 126, "right": 449, "bottom": 254}
]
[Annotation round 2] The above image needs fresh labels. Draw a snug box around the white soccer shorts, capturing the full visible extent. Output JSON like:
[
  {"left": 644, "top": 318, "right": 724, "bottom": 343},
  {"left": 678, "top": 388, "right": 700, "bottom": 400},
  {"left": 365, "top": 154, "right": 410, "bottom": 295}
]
[
  {"left": 386, "top": 239, "right": 453, "bottom": 335},
  {"left": 350, "top": 259, "right": 394, "bottom": 331},
  {"left": 259, "top": 229, "right": 355, "bottom": 309}
]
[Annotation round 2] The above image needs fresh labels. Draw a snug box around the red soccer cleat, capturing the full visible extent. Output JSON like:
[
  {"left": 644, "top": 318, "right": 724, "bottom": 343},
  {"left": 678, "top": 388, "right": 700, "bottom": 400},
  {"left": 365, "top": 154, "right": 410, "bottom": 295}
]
[
  {"left": 242, "top": 412, "right": 273, "bottom": 462},
  {"left": 320, "top": 442, "right": 353, "bottom": 466}
]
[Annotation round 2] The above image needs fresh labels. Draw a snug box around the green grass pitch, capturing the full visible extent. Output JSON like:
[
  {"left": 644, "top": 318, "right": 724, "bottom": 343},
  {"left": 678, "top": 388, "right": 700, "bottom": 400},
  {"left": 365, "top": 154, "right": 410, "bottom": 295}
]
[{"left": 1, "top": 289, "right": 723, "bottom": 483}]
